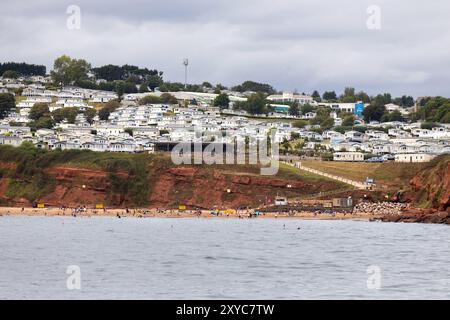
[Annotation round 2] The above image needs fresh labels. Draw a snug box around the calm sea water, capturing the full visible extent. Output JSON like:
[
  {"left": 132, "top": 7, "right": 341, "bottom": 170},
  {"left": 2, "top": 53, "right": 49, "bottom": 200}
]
[{"left": 0, "top": 216, "right": 449, "bottom": 299}]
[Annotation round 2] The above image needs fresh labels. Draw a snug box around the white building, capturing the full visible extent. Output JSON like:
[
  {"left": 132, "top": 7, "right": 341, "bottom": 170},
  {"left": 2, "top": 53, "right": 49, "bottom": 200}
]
[
  {"left": 394, "top": 153, "right": 436, "bottom": 163},
  {"left": 267, "top": 92, "right": 315, "bottom": 105},
  {"left": 333, "top": 152, "right": 364, "bottom": 162}
]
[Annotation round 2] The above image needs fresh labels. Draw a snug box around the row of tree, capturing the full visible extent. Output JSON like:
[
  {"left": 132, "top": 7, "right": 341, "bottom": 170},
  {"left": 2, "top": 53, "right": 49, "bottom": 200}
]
[
  {"left": 0, "top": 62, "right": 46, "bottom": 76},
  {"left": 26, "top": 103, "right": 98, "bottom": 130},
  {"left": 92, "top": 64, "right": 162, "bottom": 83},
  {"left": 231, "top": 81, "right": 276, "bottom": 95},
  {"left": 312, "top": 87, "right": 414, "bottom": 107},
  {"left": 48, "top": 55, "right": 164, "bottom": 97}
]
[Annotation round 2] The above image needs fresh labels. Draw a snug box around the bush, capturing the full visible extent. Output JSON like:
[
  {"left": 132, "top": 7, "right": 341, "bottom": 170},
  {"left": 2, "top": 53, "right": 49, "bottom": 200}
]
[{"left": 292, "top": 120, "right": 308, "bottom": 128}]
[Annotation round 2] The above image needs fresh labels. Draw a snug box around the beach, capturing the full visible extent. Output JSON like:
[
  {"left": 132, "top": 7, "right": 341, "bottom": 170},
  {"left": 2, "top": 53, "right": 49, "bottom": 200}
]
[{"left": 0, "top": 206, "right": 380, "bottom": 221}]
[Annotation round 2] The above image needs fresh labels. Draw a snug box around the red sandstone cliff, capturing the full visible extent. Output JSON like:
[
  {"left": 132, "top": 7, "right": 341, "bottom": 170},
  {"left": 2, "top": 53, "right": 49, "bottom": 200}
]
[{"left": 0, "top": 164, "right": 337, "bottom": 209}]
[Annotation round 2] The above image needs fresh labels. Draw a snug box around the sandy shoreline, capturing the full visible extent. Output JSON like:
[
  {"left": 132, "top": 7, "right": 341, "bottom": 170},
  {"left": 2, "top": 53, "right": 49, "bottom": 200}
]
[{"left": 0, "top": 207, "right": 379, "bottom": 221}]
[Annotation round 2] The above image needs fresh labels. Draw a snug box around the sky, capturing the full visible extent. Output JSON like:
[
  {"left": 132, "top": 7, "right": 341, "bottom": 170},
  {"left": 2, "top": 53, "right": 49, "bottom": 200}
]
[{"left": 1, "top": 0, "right": 450, "bottom": 98}]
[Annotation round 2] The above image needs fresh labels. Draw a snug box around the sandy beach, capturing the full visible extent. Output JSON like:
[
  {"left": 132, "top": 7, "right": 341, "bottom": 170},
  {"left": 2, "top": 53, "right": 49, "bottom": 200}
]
[{"left": 0, "top": 206, "right": 380, "bottom": 221}]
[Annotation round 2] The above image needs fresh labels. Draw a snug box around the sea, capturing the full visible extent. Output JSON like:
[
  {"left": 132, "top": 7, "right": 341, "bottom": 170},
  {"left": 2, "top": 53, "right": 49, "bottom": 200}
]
[{"left": 0, "top": 216, "right": 449, "bottom": 299}]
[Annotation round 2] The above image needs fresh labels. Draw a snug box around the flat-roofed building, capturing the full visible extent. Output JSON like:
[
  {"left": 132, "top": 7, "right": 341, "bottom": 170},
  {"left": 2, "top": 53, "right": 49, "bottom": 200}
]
[{"left": 333, "top": 152, "right": 364, "bottom": 162}]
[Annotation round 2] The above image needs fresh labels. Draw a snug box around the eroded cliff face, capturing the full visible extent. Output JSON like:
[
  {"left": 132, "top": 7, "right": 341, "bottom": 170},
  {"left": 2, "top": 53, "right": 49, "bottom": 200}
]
[
  {"left": 39, "top": 167, "right": 130, "bottom": 207},
  {"left": 0, "top": 166, "right": 128, "bottom": 207},
  {"left": 0, "top": 163, "right": 331, "bottom": 209},
  {"left": 149, "top": 166, "right": 312, "bottom": 209},
  {"left": 409, "top": 160, "right": 450, "bottom": 211}
]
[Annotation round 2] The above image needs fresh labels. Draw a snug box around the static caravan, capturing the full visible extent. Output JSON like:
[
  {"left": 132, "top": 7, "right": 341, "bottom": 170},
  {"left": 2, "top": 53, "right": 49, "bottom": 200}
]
[
  {"left": 333, "top": 152, "right": 364, "bottom": 162},
  {"left": 394, "top": 153, "right": 436, "bottom": 163}
]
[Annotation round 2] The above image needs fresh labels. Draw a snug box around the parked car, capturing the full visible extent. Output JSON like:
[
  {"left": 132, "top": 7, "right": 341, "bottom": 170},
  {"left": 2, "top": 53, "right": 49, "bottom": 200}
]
[
  {"left": 366, "top": 157, "right": 384, "bottom": 163},
  {"left": 381, "top": 154, "right": 395, "bottom": 161}
]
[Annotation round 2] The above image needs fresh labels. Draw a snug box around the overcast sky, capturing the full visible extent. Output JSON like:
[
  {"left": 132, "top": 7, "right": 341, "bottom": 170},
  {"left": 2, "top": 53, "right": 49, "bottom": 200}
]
[{"left": 1, "top": 0, "right": 450, "bottom": 97}]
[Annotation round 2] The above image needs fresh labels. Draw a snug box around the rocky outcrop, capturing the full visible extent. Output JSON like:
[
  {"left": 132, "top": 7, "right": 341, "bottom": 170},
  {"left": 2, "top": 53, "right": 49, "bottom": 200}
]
[
  {"left": 376, "top": 209, "right": 450, "bottom": 225},
  {"left": 376, "top": 156, "right": 450, "bottom": 225},
  {"left": 409, "top": 157, "right": 450, "bottom": 211}
]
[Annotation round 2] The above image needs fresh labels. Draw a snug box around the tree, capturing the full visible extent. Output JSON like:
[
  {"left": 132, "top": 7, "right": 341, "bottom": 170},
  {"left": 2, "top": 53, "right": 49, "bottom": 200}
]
[
  {"left": 341, "top": 87, "right": 356, "bottom": 103},
  {"left": 98, "top": 108, "right": 112, "bottom": 121},
  {"left": 76, "top": 79, "right": 98, "bottom": 90},
  {"left": 51, "top": 107, "right": 79, "bottom": 124},
  {"left": 51, "top": 108, "right": 65, "bottom": 123},
  {"left": 355, "top": 91, "right": 371, "bottom": 103},
  {"left": 160, "top": 93, "right": 178, "bottom": 104},
  {"left": 64, "top": 107, "right": 79, "bottom": 124},
  {"left": 394, "top": 95, "right": 414, "bottom": 108},
  {"left": 312, "top": 90, "right": 321, "bottom": 102},
  {"left": 92, "top": 64, "right": 123, "bottom": 81},
  {"left": 27, "top": 103, "right": 55, "bottom": 130},
  {"left": 139, "top": 95, "right": 163, "bottom": 105},
  {"left": 231, "top": 81, "right": 276, "bottom": 94},
  {"left": 320, "top": 117, "right": 335, "bottom": 130},
  {"left": 2, "top": 70, "right": 19, "bottom": 79},
  {"left": 146, "top": 74, "right": 163, "bottom": 91},
  {"left": 410, "top": 97, "right": 450, "bottom": 122},
  {"left": 114, "top": 81, "right": 126, "bottom": 101},
  {"left": 441, "top": 112, "right": 450, "bottom": 123},
  {"left": 380, "top": 112, "right": 390, "bottom": 123},
  {"left": 372, "top": 93, "right": 392, "bottom": 106},
  {"left": 30, "top": 116, "right": 54, "bottom": 130},
  {"left": 421, "top": 122, "right": 439, "bottom": 130},
  {"left": 51, "top": 55, "right": 91, "bottom": 86},
  {"left": 0, "top": 93, "right": 15, "bottom": 119},
  {"left": 292, "top": 120, "right": 308, "bottom": 128},
  {"left": 158, "top": 82, "right": 184, "bottom": 92},
  {"left": 281, "top": 137, "right": 292, "bottom": 153},
  {"left": 98, "top": 100, "right": 120, "bottom": 121},
  {"left": 342, "top": 115, "right": 355, "bottom": 126},
  {"left": 389, "top": 110, "right": 404, "bottom": 122},
  {"left": 362, "top": 104, "right": 386, "bottom": 122},
  {"left": 245, "top": 92, "right": 269, "bottom": 114},
  {"left": 289, "top": 102, "right": 300, "bottom": 116},
  {"left": 402, "top": 96, "right": 415, "bottom": 108},
  {"left": 311, "top": 107, "right": 331, "bottom": 126},
  {"left": 125, "top": 75, "right": 140, "bottom": 84},
  {"left": 139, "top": 82, "right": 149, "bottom": 93},
  {"left": 301, "top": 103, "right": 315, "bottom": 115},
  {"left": 202, "top": 82, "right": 213, "bottom": 89},
  {"left": 98, "top": 82, "right": 116, "bottom": 91},
  {"left": 322, "top": 91, "right": 337, "bottom": 101},
  {"left": 215, "top": 83, "right": 227, "bottom": 92},
  {"left": 92, "top": 64, "right": 163, "bottom": 85},
  {"left": 29, "top": 103, "right": 50, "bottom": 121},
  {"left": 84, "top": 108, "right": 97, "bottom": 124},
  {"left": 0, "top": 62, "right": 46, "bottom": 76},
  {"left": 213, "top": 93, "right": 230, "bottom": 109},
  {"left": 124, "top": 128, "right": 133, "bottom": 136}
]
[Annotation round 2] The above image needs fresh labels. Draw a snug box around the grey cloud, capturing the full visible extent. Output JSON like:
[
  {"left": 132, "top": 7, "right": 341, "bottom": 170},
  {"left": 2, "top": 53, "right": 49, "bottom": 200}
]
[{"left": 1, "top": 0, "right": 450, "bottom": 97}]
